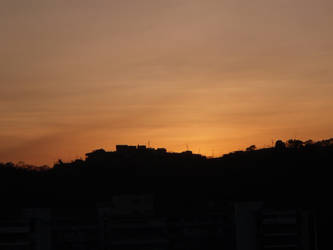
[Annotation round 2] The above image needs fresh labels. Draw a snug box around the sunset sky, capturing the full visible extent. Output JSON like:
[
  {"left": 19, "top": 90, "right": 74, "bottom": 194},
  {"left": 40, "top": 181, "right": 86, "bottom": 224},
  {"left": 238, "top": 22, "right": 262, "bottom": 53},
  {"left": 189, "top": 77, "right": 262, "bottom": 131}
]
[{"left": 1, "top": 0, "right": 333, "bottom": 165}]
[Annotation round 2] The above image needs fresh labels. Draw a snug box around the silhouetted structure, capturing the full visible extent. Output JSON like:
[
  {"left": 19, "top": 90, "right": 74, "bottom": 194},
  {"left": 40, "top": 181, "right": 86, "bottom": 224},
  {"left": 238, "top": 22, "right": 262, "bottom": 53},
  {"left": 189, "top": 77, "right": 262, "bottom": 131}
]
[{"left": 234, "top": 203, "right": 317, "bottom": 250}]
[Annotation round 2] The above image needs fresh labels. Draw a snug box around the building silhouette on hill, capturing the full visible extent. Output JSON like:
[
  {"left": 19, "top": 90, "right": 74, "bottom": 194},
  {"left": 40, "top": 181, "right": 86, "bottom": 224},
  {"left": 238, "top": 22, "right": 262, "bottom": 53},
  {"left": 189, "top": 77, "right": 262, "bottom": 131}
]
[{"left": 85, "top": 145, "right": 205, "bottom": 162}]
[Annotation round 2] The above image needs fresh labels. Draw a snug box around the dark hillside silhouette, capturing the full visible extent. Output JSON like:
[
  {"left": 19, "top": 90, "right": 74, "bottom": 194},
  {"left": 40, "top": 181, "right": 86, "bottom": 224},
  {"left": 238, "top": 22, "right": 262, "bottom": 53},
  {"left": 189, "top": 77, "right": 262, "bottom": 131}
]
[
  {"left": 0, "top": 138, "right": 332, "bottom": 205},
  {"left": 0, "top": 138, "right": 332, "bottom": 249}
]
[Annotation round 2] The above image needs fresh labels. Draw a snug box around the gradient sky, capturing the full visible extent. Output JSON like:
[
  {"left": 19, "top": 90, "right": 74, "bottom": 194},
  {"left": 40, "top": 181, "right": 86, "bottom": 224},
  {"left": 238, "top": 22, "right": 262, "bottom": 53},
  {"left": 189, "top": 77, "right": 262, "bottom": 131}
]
[{"left": 1, "top": 0, "right": 333, "bottom": 165}]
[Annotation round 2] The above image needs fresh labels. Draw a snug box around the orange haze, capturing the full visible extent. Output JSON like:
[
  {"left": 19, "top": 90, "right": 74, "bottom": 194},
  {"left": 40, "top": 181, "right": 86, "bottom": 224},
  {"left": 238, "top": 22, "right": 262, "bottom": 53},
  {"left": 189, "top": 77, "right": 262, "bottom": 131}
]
[{"left": 1, "top": 0, "right": 333, "bottom": 165}]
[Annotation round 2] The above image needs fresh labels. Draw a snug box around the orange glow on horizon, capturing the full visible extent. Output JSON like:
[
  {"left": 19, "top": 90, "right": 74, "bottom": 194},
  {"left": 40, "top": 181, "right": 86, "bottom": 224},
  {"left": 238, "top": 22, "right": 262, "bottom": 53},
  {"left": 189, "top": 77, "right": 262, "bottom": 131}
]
[{"left": 0, "top": 0, "right": 333, "bottom": 166}]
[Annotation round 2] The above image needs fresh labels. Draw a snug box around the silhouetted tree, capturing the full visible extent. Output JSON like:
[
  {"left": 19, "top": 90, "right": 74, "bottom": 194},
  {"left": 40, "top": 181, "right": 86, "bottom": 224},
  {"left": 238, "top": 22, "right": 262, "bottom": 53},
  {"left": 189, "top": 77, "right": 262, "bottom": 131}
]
[
  {"left": 54, "top": 159, "right": 64, "bottom": 169},
  {"left": 246, "top": 145, "right": 256, "bottom": 151},
  {"left": 286, "top": 139, "right": 303, "bottom": 149},
  {"left": 275, "top": 140, "right": 286, "bottom": 150}
]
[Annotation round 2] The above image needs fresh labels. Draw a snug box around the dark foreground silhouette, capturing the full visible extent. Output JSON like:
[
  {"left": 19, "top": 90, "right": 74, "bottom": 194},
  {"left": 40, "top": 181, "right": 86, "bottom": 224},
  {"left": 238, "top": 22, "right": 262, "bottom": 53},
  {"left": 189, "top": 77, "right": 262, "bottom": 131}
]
[{"left": 0, "top": 138, "right": 332, "bottom": 249}]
